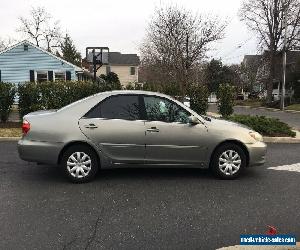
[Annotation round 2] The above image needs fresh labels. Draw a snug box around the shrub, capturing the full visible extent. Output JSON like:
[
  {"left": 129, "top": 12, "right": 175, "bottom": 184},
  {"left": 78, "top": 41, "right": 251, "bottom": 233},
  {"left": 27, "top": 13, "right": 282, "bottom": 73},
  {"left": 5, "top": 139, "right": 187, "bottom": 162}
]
[
  {"left": 228, "top": 114, "right": 296, "bottom": 137},
  {"left": 188, "top": 84, "right": 209, "bottom": 115},
  {"left": 263, "top": 97, "right": 292, "bottom": 109},
  {"left": 18, "top": 82, "right": 43, "bottom": 118},
  {"left": 0, "top": 82, "right": 16, "bottom": 122},
  {"left": 99, "top": 72, "right": 122, "bottom": 90},
  {"left": 217, "top": 84, "right": 235, "bottom": 118}
]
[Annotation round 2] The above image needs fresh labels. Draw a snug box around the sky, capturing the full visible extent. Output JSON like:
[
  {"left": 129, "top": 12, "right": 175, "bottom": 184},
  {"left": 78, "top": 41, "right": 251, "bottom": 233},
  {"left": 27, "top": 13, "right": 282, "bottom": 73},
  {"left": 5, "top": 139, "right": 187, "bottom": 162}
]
[{"left": 0, "top": 0, "right": 260, "bottom": 65}]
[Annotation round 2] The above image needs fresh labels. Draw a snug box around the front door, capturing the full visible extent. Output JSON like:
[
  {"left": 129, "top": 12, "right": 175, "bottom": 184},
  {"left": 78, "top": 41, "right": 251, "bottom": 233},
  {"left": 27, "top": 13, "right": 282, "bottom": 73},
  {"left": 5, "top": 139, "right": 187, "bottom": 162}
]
[
  {"left": 143, "top": 95, "right": 208, "bottom": 165},
  {"left": 79, "top": 94, "right": 145, "bottom": 163}
]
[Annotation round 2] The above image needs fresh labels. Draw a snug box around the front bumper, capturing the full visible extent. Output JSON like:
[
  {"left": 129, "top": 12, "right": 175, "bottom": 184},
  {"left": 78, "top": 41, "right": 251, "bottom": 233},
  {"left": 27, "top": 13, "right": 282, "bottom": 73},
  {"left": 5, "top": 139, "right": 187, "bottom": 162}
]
[
  {"left": 247, "top": 141, "right": 267, "bottom": 166},
  {"left": 18, "top": 139, "right": 63, "bottom": 165}
]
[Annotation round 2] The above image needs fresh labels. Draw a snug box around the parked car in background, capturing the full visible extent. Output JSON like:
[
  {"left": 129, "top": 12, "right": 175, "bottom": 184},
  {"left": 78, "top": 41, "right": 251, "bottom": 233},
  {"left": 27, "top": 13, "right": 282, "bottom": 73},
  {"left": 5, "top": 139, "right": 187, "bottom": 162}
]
[
  {"left": 18, "top": 91, "right": 267, "bottom": 183},
  {"left": 248, "top": 92, "right": 259, "bottom": 99}
]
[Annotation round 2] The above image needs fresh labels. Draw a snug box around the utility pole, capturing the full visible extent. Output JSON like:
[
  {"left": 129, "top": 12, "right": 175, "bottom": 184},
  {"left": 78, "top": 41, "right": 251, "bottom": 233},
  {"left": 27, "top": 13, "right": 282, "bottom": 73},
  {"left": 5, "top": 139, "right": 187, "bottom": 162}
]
[{"left": 281, "top": 0, "right": 288, "bottom": 110}]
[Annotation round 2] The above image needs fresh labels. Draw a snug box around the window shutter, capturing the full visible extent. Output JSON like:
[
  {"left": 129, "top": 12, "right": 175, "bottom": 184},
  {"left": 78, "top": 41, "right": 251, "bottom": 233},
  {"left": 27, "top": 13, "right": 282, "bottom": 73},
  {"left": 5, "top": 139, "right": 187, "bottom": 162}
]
[
  {"left": 30, "top": 70, "right": 35, "bottom": 82},
  {"left": 48, "top": 71, "right": 53, "bottom": 82},
  {"left": 66, "top": 71, "right": 71, "bottom": 81},
  {"left": 0, "top": 70, "right": 1, "bottom": 82}
]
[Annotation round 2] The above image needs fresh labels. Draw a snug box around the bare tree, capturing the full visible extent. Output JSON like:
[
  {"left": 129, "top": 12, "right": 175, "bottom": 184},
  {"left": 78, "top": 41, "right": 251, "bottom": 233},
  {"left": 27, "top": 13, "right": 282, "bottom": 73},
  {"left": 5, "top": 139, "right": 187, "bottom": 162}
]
[
  {"left": 240, "top": 0, "right": 300, "bottom": 102},
  {"left": 141, "top": 6, "right": 226, "bottom": 97},
  {"left": 18, "top": 6, "right": 62, "bottom": 51},
  {"left": 0, "top": 37, "right": 16, "bottom": 51},
  {"left": 43, "top": 20, "right": 62, "bottom": 52}
]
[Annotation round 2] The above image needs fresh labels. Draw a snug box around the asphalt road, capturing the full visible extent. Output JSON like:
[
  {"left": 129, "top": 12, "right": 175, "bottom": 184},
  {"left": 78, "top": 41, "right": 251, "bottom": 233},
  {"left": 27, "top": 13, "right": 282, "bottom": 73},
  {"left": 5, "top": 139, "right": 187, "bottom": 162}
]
[
  {"left": 0, "top": 142, "right": 300, "bottom": 250},
  {"left": 208, "top": 104, "right": 300, "bottom": 130}
]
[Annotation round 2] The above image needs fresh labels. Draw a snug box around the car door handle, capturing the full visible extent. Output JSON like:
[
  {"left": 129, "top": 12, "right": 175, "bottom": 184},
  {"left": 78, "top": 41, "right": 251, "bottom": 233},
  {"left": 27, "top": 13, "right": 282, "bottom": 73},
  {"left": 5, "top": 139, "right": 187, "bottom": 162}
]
[
  {"left": 146, "top": 127, "right": 159, "bottom": 133},
  {"left": 84, "top": 124, "right": 98, "bottom": 129}
]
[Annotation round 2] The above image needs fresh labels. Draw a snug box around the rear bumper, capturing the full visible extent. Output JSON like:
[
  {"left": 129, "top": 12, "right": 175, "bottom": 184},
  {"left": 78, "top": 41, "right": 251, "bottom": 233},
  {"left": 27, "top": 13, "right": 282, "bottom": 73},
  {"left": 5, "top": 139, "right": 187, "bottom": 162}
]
[
  {"left": 18, "top": 139, "right": 63, "bottom": 165},
  {"left": 247, "top": 141, "right": 267, "bottom": 167}
]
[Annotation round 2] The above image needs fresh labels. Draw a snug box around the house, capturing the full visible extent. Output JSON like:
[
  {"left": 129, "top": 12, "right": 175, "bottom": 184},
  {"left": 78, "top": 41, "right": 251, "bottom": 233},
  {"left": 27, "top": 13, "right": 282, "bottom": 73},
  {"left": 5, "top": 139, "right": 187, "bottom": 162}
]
[
  {"left": 83, "top": 52, "right": 140, "bottom": 87},
  {"left": 0, "top": 40, "right": 83, "bottom": 84},
  {"left": 242, "top": 51, "right": 300, "bottom": 95}
]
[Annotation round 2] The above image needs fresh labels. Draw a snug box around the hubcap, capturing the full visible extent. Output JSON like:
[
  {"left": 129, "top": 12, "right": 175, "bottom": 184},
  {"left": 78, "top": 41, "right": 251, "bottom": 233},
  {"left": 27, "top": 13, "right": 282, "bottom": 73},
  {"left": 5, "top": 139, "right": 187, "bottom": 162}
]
[
  {"left": 218, "top": 150, "right": 241, "bottom": 176},
  {"left": 67, "top": 152, "right": 92, "bottom": 178}
]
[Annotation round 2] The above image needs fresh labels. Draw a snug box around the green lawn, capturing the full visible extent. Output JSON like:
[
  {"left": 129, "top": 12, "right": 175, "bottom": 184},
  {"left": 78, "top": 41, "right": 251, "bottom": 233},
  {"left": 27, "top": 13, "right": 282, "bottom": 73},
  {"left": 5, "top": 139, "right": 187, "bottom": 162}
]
[
  {"left": 286, "top": 104, "right": 300, "bottom": 111},
  {"left": 234, "top": 99, "right": 262, "bottom": 107}
]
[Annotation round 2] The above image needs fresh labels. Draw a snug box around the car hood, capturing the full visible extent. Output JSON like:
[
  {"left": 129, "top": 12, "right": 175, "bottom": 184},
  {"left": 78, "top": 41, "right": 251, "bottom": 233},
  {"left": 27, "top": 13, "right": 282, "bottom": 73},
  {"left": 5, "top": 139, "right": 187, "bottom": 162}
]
[{"left": 206, "top": 117, "right": 251, "bottom": 130}]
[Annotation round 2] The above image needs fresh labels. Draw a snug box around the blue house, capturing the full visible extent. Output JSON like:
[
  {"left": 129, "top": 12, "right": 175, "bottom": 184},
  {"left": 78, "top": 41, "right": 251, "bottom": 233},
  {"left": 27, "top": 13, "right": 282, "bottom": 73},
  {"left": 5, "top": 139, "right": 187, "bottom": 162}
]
[{"left": 0, "top": 40, "right": 83, "bottom": 83}]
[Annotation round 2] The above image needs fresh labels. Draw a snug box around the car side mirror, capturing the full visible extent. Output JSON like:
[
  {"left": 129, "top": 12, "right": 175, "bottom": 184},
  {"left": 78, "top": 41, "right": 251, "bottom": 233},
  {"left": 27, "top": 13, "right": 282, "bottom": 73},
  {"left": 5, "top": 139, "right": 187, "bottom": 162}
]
[{"left": 188, "top": 115, "right": 200, "bottom": 125}]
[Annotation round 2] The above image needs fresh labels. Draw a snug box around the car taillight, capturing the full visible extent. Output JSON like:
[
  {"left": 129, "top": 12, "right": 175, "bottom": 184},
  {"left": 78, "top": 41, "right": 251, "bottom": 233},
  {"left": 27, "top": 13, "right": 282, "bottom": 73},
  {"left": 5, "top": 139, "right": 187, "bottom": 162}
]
[{"left": 22, "top": 120, "right": 30, "bottom": 135}]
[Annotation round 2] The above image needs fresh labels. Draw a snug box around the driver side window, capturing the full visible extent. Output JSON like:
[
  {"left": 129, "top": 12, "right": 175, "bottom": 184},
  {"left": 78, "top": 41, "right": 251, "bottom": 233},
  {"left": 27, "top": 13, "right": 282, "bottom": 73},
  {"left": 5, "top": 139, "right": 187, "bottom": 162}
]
[{"left": 143, "top": 96, "right": 190, "bottom": 123}]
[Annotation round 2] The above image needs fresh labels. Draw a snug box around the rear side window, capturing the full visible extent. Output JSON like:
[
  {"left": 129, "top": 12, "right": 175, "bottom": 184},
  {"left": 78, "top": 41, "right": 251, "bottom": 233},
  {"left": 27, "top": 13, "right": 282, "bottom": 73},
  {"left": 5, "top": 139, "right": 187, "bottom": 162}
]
[{"left": 85, "top": 95, "right": 141, "bottom": 120}]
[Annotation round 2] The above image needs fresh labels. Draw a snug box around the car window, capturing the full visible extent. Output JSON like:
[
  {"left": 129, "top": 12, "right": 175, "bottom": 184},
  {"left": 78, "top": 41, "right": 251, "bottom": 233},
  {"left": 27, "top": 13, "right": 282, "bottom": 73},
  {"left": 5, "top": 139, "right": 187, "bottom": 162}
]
[
  {"left": 143, "top": 96, "right": 190, "bottom": 123},
  {"left": 85, "top": 95, "right": 141, "bottom": 120}
]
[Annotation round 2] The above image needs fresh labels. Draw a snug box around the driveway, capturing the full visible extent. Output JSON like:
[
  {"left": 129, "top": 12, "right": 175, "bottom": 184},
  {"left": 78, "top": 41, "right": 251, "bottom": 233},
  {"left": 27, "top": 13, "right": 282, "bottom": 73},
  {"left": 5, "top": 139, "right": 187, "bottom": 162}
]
[
  {"left": 0, "top": 142, "right": 300, "bottom": 249},
  {"left": 208, "top": 104, "right": 300, "bottom": 130}
]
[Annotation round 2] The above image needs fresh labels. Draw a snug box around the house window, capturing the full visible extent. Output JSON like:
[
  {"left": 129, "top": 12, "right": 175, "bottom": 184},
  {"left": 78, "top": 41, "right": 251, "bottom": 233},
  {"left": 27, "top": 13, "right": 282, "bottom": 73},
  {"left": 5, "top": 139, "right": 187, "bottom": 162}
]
[
  {"left": 130, "top": 67, "right": 136, "bottom": 75},
  {"left": 24, "top": 44, "right": 28, "bottom": 51},
  {"left": 55, "top": 72, "right": 66, "bottom": 81},
  {"left": 36, "top": 71, "right": 48, "bottom": 82},
  {"left": 106, "top": 66, "right": 111, "bottom": 75}
]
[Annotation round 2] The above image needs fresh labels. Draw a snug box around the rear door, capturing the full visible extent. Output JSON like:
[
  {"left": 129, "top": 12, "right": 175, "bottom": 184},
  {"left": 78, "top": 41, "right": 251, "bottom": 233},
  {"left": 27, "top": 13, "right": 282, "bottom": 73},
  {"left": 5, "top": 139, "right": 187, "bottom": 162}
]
[
  {"left": 143, "top": 95, "right": 208, "bottom": 165},
  {"left": 79, "top": 94, "right": 146, "bottom": 164}
]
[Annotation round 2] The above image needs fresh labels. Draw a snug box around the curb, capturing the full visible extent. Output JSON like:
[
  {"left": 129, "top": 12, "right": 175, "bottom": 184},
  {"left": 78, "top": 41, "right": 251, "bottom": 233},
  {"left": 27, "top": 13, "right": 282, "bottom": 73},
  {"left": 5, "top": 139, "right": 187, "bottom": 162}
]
[
  {"left": 235, "top": 105, "right": 300, "bottom": 114},
  {"left": 263, "top": 136, "right": 300, "bottom": 143},
  {"left": 0, "top": 137, "right": 21, "bottom": 141}
]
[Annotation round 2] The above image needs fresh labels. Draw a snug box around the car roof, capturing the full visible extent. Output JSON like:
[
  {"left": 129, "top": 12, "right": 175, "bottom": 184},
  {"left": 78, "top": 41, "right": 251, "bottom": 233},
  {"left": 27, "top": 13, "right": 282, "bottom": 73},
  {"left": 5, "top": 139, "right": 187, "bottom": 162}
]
[{"left": 97, "top": 90, "right": 170, "bottom": 98}]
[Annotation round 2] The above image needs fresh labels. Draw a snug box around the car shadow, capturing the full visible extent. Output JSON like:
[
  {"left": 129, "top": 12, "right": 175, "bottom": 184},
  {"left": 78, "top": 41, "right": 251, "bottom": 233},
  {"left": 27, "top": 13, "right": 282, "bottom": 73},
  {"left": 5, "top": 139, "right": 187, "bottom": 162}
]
[{"left": 20, "top": 162, "right": 265, "bottom": 184}]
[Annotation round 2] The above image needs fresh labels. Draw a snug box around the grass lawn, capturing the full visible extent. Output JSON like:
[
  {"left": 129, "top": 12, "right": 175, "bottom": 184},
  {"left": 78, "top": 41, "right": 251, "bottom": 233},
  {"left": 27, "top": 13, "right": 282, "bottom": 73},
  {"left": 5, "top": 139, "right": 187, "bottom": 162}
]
[
  {"left": 0, "top": 128, "right": 22, "bottom": 137},
  {"left": 286, "top": 104, "right": 300, "bottom": 111},
  {"left": 234, "top": 99, "right": 262, "bottom": 107},
  {"left": 0, "top": 122, "right": 22, "bottom": 137}
]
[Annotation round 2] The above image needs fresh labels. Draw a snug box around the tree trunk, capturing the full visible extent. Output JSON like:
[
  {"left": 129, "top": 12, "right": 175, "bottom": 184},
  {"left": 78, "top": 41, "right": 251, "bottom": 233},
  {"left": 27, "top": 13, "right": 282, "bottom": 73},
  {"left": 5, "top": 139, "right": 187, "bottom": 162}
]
[{"left": 266, "top": 52, "right": 275, "bottom": 103}]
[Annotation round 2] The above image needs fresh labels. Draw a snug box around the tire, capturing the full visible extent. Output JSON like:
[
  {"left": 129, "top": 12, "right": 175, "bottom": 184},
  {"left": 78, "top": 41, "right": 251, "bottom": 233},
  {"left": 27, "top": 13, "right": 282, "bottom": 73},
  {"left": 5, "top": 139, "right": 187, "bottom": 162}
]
[
  {"left": 210, "top": 143, "right": 246, "bottom": 179},
  {"left": 61, "top": 144, "right": 99, "bottom": 183}
]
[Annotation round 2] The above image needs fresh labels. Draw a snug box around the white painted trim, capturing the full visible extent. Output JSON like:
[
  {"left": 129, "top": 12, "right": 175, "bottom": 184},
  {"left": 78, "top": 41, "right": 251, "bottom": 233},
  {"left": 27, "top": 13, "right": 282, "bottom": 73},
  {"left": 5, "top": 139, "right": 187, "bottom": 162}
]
[{"left": 0, "top": 40, "right": 83, "bottom": 72}]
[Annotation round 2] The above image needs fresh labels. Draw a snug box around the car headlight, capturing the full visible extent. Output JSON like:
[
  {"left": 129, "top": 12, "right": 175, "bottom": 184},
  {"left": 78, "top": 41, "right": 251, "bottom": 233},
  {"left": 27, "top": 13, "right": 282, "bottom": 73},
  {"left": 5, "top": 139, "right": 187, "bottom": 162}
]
[{"left": 249, "top": 131, "right": 263, "bottom": 142}]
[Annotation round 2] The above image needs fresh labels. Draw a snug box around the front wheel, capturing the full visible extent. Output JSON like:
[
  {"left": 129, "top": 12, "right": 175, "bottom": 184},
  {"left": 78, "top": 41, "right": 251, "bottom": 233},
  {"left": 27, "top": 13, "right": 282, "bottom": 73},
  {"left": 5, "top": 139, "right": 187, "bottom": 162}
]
[
  {"left": 211, "top": 143, "right": 247, "bottom": 179},
  {"left": 61, "top": 145, "right": 99, "bottom": 183}
]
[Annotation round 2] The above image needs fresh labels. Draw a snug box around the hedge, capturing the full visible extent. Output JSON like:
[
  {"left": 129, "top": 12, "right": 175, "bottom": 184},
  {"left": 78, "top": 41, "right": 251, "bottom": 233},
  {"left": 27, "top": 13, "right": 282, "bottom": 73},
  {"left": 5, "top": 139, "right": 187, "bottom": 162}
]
[
  {"left": 228, "top": 114, "right": 296, "bottom": 137},
  {"left": 0, "top": 82, "right": 16, "bottom": 122},
  {"left": 17, "top": 81, "right": 111, "bottom": 118}
]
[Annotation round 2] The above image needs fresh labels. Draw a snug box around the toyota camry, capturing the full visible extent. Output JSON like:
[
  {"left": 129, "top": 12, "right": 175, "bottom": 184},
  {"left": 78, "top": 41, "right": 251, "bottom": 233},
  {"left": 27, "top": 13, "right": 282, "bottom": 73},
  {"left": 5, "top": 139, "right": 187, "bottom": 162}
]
[{"left": 18, "top": 90, "right": 267, "bottom": 183}]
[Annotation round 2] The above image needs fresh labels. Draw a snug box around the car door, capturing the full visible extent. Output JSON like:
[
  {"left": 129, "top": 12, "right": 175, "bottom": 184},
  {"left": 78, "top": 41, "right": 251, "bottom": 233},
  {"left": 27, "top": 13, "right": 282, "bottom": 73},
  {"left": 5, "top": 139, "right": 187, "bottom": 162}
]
[
  {"left": 143, "top": 95, "right": 209, "bottom": 165},
  {"left": 79, "top": 94, "right": 146, "bottom": 164}
]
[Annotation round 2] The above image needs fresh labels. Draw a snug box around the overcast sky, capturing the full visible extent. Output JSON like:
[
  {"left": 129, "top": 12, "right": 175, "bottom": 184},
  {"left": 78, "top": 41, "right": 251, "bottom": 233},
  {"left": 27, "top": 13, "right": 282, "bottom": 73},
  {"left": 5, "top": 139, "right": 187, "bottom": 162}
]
[{"left": 0, "top": 0, "right": 260, "bottom": 64}]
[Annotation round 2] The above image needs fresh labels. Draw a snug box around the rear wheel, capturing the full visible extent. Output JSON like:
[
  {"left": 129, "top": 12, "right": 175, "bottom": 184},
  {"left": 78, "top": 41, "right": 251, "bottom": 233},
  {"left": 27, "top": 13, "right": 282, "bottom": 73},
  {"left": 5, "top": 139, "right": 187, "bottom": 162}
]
[
  {"left": 61, "top": 145, "right": 99, "bottom": 183},
  {"left": 211, "top": 143, "right": 246, "bottom": 179}
]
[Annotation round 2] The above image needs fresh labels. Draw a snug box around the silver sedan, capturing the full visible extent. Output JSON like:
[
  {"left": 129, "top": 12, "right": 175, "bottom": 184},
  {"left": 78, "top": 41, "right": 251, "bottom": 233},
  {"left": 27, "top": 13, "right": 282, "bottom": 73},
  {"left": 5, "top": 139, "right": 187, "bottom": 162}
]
[{"left": 18, "top": 90, "right": 267, "bottom": 183}]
